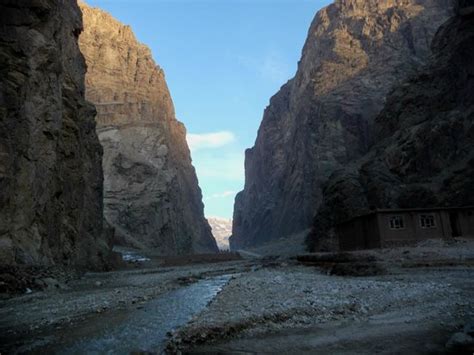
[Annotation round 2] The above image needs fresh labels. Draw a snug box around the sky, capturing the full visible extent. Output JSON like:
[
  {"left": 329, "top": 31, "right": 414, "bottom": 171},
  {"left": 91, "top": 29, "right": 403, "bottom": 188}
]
[{"left": 87, "top": 0, "right": 331, "bottom": 219}]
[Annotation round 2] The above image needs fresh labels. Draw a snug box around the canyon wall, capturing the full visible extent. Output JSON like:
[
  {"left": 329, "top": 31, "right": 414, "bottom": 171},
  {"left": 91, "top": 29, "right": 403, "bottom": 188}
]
[
  {"left": 79, "top": 3, "right": 218, "bottom": 254},
  {"left": 231, "top": 0, "right": 454, "bottom": 250},
  {"left": 0, "top": 0, "right": 114, "bottom": 268},
  {"left": 308, "top": 2, "right": 474, "bottom": 250}
]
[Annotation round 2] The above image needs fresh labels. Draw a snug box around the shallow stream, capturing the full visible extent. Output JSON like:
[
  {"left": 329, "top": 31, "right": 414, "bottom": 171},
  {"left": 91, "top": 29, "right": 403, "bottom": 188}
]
[{"left": 44, "top": 274, "right": 231, "bottom": 354}]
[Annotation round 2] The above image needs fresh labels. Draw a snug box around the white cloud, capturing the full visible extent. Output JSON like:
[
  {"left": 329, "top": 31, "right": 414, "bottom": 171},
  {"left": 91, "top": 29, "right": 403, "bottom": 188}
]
[
  {"left": 206, "top": 191, "right": 237, "bottom": 200},
  {"left": 187, "top": 131, "right": 236, "bottom": 152}
]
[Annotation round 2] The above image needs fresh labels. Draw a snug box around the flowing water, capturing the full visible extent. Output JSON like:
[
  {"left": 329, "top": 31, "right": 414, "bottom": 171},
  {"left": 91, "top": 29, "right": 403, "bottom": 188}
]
[{"left": 43, "top": 275, "right": 231, "bottom": 354}]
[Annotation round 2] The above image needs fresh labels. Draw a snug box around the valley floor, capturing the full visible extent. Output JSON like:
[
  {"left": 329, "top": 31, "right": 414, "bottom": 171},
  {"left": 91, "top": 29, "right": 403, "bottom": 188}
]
[
  {"left": 169, "top": 239, "right": 474, "bottom": 354},
  {"left": 0, "top": 240, "right": 473, "bottom": 354}
]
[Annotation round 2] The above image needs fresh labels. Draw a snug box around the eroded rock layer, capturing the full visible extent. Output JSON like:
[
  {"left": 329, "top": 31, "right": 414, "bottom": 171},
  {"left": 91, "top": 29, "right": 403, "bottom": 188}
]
[
  {"left": 308, "top": 2, "right": 474, "bottom": 250},
  {"left": 231, "top": 0, "right": 454, "bottom": 250},
  {"left": 0, "top": 0, "right": 114, "bottom": 268},
  {"left": 79, "top": 3, "right": 218, "bottom": 254}
]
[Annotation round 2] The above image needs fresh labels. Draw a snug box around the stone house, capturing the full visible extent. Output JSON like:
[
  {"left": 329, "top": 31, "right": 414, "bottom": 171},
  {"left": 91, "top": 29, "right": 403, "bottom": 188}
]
[{"left": 337, "top": 207, "right": 474, "bottom": 251}]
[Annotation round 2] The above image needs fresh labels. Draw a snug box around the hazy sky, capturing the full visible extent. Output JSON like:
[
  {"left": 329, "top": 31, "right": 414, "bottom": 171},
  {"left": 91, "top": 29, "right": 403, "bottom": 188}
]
[{"left": 86, "top": 0, "right": 331, "bottom": 219}]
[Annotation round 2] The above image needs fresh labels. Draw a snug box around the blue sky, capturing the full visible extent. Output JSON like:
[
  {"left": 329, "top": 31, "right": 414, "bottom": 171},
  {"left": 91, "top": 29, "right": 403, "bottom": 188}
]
[{"left": 86, "top": 0, "right": 331, "bottom": 219}]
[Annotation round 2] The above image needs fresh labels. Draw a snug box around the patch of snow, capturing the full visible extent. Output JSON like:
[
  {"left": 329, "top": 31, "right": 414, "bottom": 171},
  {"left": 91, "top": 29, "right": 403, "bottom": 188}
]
[{"left": 207, "top": 216, "right": 233, "bottom": 250}]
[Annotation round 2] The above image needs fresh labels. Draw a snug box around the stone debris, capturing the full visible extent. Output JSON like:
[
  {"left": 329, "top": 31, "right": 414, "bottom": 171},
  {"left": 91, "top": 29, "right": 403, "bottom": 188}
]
[{"left": 167, "top": 244, "right": 474, "bottom": 352}]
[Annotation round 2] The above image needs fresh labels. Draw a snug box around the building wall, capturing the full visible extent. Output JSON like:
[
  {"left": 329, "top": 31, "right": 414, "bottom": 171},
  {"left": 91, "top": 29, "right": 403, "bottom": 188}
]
[
  {"left": 366, "top": 214, "right": 381, "bottom": 248},
  {"left": 457, "top": 209, "right": 474, "bottom": 238},
  {"left": 439, "top": 211, "right": 453, "bottom": 237},
  {"left": 338, "top": 208, "right": 474, "bottom": 251},
  {"left": 338, "top": 214, "right": 380, "bottom": 251},
  {"left": 379, "top": 211, "right": 447, "bottom": 247}
]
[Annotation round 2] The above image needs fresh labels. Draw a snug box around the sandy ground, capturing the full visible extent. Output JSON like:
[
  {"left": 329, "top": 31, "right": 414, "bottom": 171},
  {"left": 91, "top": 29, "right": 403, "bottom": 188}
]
[{"left": 0, "top": 239, "right": 473, "bottom": 354}]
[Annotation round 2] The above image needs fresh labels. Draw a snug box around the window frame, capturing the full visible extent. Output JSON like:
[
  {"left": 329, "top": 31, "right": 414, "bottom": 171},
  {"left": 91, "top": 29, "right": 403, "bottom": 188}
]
[
  {"left": 419, "top": 214, "right": 436, "bottom": 229},
  {"left": 389, "top": 215, "right": 405, "bottom": 230}
]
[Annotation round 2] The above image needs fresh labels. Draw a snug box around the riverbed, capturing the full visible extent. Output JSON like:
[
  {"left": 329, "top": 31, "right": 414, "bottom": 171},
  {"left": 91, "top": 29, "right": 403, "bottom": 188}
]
[
  {"left": 0, "top": 259, "right": 252, "bottom": 354},
  {"left": 44, "top": 275, "right": 231, "bottom": 354},
  {"left": 1, "top": 240, "right": 473, "bottom": 354}
]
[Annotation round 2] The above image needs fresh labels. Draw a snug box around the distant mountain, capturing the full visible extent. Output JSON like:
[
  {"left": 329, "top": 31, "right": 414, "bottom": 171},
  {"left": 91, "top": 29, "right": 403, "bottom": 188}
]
[{"left": 207, "top": 217, "right": 233, "bottom": 250}]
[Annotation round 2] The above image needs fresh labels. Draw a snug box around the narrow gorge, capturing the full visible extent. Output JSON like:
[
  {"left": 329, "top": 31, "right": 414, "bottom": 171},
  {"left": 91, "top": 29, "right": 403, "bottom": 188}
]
[
  {"left": 231, "top": 0, "right": 455, "bottom": 250},
  {"left": 1, "top": 1, "right": 473, "bottom": 353}
]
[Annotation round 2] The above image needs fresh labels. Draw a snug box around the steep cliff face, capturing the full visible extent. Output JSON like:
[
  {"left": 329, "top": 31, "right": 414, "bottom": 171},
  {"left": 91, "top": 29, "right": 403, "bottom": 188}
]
[
  {"left": 0, "top": 0, "right": 114, "bottom": 268},
  {"left": 308, "top": 2, "right": 474, "bottom": 250},
  {"left": 79, "top": 3, "right": 218, "bottom": 254},
  {"left": 231, "top": 0, "right": 454, "bottom": 250}
]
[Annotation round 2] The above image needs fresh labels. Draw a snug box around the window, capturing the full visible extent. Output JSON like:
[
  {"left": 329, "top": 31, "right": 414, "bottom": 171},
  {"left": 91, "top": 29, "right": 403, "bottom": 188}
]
[
  {"left": 420, "top": 214, "right": 436, "bottom": 228},
  {"left": 389, "top": 216, "right": 405, "bottom": 230}
]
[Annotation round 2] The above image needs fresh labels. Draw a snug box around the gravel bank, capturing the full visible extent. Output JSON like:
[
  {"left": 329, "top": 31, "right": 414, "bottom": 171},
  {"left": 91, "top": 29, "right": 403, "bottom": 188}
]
[
  {"left": 168, "top": 242, "right": 474, "bottom": 353},
  {"left": 0, "top": 259, "right": 254, "bottom": 353}
]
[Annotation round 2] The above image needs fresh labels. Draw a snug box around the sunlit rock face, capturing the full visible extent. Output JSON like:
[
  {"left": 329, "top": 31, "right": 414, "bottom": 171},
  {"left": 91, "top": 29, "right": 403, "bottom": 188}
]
[
  {"left": 308, "top": 2, "right": 474, "bottom": 250},
  {"left": 207, "top": 217, "right": 233, "bottom": 250},
  {"left": 0, "top": 0, "right": 115, "bottom": 268},
  {"left": 231, "top": 0, "right": 454, "bottom": 250},
  {"left": 79, "top": 2, "right": 218, "bottom": 254}
]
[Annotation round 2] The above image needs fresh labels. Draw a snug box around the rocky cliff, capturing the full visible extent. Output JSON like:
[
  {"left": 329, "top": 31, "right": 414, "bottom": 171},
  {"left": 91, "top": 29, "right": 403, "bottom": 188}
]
[
  {"left": 231, "top": 0, "right": 454, "bottom": 250},
  {"left": 79, "top": 2, "right": 218, "bottom": 254},
  {"left": 307, "top": 1, "right": 474, "bottom": 250},
  {"left": 0, "top": 0, "right": 114, "bottom": 268}
]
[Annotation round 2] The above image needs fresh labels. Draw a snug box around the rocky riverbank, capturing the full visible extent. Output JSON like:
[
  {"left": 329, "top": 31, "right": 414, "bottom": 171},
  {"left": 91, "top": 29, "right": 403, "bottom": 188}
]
[
  {"left": 0, "top": 254, "right": 252, "bottom": 353},
  {"left": 1, "top": 240, "right": 473, "bottom": 354},
  {"left": 168, "top": 239, "right": 474, "bottom": 354}
]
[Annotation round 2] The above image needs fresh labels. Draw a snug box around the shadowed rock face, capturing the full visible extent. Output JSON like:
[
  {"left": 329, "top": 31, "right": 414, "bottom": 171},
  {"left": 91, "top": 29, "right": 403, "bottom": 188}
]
[
  {"left": 0, "top": 0, "right": 114, "bottom": 268},
  {"left": 79, "top": 3, "right": 218, "bottom": 254},
  {"left": 231, "top": 0, "right": 454, "bottom": 250},
  {"left": 308, "top": 2, "right": 474, "bottom": 251}
]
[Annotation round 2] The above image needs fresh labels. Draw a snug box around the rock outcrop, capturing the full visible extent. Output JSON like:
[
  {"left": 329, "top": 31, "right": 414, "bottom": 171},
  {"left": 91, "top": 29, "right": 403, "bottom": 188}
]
[
  {"left": 0, "top": 0, "right": 115, "bottom": 268},
  {"left": 79, "top": 2, "right": 218, "bottom": 254},
  {"left": 307, "top": 1, "right": 474, "bottom": 250},
  {"left": 231, "top": 0, "right": 454, "bottom": 250}
]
